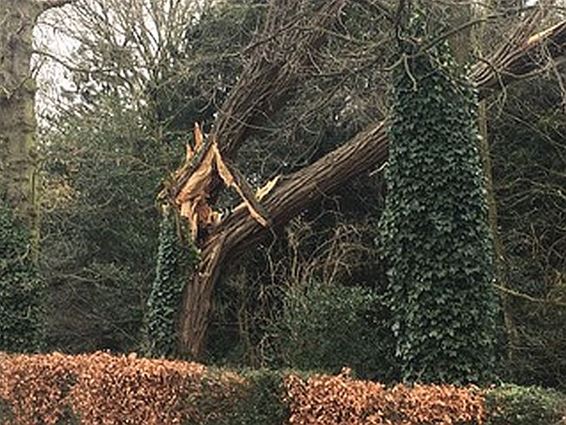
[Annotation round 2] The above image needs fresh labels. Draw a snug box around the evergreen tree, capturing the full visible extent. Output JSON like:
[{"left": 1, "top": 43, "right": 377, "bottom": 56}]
[{"left": 379, "top": 12, "right": 499, "bottom": 384}]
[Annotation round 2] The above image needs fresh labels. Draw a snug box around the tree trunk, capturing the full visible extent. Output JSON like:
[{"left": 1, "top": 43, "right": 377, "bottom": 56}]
[
  {"left": 0, "top": 0, "right": 41, "bottom": 228},
  {"left": 0, "top": 0, "right": 74, "bottom": 255},
  {"left": 178, "top": 19, "right": 566, "bottom": 359}
]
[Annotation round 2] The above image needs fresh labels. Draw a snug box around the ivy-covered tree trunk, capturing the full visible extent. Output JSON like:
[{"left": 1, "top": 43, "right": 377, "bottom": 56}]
[
  {"left": 379, "top": 16, "right": 499, "bottom": 384},
  {"left": 0, "top": 205, "right": 44, "bottom": 352},
  {"left": 144, "top": 209, "right": 198, "bottom": 358}
]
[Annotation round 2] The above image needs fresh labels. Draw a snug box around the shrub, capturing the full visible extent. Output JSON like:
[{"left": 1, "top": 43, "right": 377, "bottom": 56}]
[
  {"left": 1, "top": 352, "right": 565, "bottom": 425},
  {"left": 285, "top": 371, "right": 486, "bottom": 425},
  {"left": 0, "top": 204, "right": 44, "bottom": 352},
  {"left": 0, "top": 352, "right": 285, "bottom": 425},
  {"left": 379, "top": 11, "right": 498, "bottom": 384},
  {"left": 274, "top": 281, "right": 396, "bottom": 381},
  {"left": 485, "top": 385, "right": 566, "bottom": 425},
  {"left": 0, "top": 353, "right": 77, "bottom": 425}
]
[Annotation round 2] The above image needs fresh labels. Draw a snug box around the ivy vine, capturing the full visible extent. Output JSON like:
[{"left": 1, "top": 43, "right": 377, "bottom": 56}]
[
  {"left": 143, "top": 208, "right": 199, "bottom": 358},
  {"left": 0, "top": 204, "right": 44, "bottom": 353},
  {"left": 379, "top": 12, "right": 499, "bottom": 384}
]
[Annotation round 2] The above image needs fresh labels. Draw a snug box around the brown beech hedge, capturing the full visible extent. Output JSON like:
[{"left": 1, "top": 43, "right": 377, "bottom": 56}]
[{"left": 0, "top": 352, "right": 564, "bottom": 425}]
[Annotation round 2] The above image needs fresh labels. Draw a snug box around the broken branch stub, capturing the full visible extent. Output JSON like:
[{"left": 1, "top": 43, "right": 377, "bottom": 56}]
[{"left": 172, "top": 124, "right": 270, "bottom": 241}]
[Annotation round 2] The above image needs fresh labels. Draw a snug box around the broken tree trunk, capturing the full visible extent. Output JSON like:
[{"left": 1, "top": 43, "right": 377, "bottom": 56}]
[
  {"left": 167, "top": 0, "right": 347, "bottom": 357},
  {"left": 177, "top": 19, "right": 566, "bottom": 359}
]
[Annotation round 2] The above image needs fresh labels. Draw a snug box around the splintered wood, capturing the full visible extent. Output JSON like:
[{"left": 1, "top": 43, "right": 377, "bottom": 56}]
[{"left": 173, "top": 124, "right": 273, "bottom": 240}]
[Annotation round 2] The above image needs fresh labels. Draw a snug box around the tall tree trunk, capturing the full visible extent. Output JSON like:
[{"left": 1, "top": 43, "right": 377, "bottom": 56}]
[
  {"left": 177, "top": 18, "right": 566, "bottom": 359},
  {"left": 0, "top": 0, "right": 41, "bottom": 228},
  {"left": 0, "top": 0, "right": 74, "bottom": 253}
]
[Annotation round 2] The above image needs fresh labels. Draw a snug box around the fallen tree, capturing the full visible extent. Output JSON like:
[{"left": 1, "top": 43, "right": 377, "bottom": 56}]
[{"left": 168, "top": 6, "right": 566, "bottom": 358}]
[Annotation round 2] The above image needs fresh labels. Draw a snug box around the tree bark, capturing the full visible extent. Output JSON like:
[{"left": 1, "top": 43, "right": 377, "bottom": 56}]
[
  {"left": 0, "top": 0, "right": 42, "bottom": 226},
  {"left": 178, "top": 19, "right": 566, "bottom": 359},
  {"left": 0, "top": 0, "right": 73, "bottom": 232}
]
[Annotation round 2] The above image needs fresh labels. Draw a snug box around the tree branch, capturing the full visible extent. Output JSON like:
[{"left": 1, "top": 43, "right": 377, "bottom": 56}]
[
  {"left": 36, "top": 0, "right": 75, "bottom": 11},
  {"left": 169, "top": 0, "right": 347, "bottom": 200},
  {"left": 353, "top": 0, "right": 395, "bottom": 22},
  {"left": 178, "top": 19, "right": 566, "bottom": 358}
]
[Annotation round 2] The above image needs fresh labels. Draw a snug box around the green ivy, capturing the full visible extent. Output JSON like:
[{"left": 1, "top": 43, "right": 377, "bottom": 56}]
[
  {"left": 0, "top": 204, "right": 44, "bottom": 353},
  {"left": 143, "top": 208, "right": 199, "bottom": 358},
  {"left": 0, "top": 397, "right": 14, "bottom": 423},
  {"left": 378, "top": 12, "right": 498, "bottom": 384}
]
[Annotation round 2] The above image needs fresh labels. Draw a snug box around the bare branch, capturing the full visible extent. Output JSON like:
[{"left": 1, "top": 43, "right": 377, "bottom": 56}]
[
  {"left": 36, "top": 0, "right": 75, "bottom": 12},
  {"left": 353, "top": 0, "right": 395, "bottom": 22}
]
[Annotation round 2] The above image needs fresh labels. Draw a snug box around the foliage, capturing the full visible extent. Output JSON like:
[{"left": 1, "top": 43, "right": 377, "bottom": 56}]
[
  {"left": 5, "top": 351, "right": 564, "bottom": 425},
  {"left": 40, "top": 95, "right": 172, "bottom": 353},
  {"left": 485, "top": 385, "right": 566, "bottom": 425},
  {"left": 144, "top": 210, "right": 199, "bottom": 358},
  {"left": 0, "top": 204, "right": 44, "bottom": 353},
  {"left": 490, "top": 76, "right": 566, "bottom": 390},
  {"left": 272, "top": 281, "right": 396, "bottom": 381},
  {"left": 379, "top": 14, "right": 498, "bottom": 384},
  {"left": 232, "top": 370, "right": 289, "bottom": 425},
  {"left": 0, "top": 352, "right": 285, "bottom": 425},
  {"left": 148, "top": 0, "right": 264, "bottom": 138}
]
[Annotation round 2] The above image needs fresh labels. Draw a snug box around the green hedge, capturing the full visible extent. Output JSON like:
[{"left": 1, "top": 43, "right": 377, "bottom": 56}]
[
  {"left": 188, "top": 369, "right": 289, "bottom": 425},
  {"left": 485, "top": 385, "right": 566, "bottom": 425}
]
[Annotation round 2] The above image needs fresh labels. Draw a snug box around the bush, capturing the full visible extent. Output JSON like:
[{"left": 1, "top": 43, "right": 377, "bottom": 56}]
[
  {"left": 285, "top": 371, "right": 486, "bottom": 425},
  {"left": 274, "top": 281, "right": 396, "bottom": 381},
  {"left": 0, "top": 352, "right": 286, "bottom": 425},
  {"left": 485, "top": 385, "right": 566, "bottom": 425},
  {"left": 0, "top": 204, "right": 44, "bottom": 352},
  {"left": 1, "top": 352, "right": 565, "bottom": 425}
]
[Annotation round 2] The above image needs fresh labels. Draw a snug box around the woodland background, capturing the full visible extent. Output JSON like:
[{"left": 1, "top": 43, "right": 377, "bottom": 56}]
[{"left": 0, "top": 0, "right": 565, "bottom": 393}]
